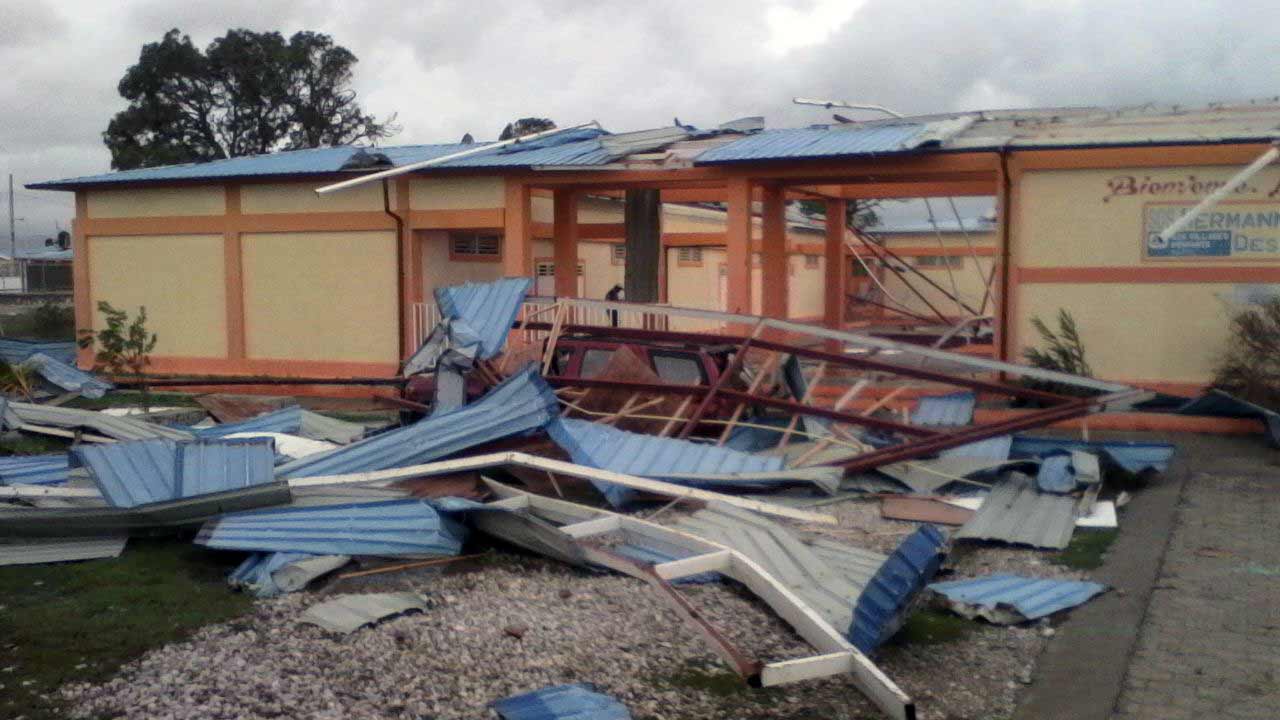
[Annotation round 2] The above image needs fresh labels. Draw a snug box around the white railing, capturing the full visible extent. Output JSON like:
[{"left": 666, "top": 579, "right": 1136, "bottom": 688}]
[{"left": 410, "top": 302, "right": 440, "bottom": 350}]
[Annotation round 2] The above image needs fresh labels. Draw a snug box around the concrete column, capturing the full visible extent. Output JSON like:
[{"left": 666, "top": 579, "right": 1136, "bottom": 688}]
[
  {"left": 824, "top": 198, "right": 847, "bottom": 331},
  {"left": 624, "top": 188, "right": 661, "bottom": 303},
  {"left": 552, "top": 188, "right": 579, "bottom": 296},
  {"left": 760, "top": 183, "right": 788, "bottom": 319},
  {"left": 503, "top": 179, "right": 533, "bottom": 278}
]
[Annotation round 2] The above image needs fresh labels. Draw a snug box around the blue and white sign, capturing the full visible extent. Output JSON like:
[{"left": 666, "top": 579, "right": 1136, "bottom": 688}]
[{"left": 1145, "top": 204, "right": 1280, "bottom": 260}]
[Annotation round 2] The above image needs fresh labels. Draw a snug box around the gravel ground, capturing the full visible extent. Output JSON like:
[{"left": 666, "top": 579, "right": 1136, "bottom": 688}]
[{"left": 59, "top": 498, "right": 1082, "bottom": 720}]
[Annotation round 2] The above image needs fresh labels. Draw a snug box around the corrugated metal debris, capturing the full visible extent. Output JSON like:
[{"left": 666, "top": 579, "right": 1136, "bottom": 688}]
[
  {"left": 433, "top": 277, "right": 534, "bottom": 360},
  {"left": 876, "top": 456, "right": 1023, "bottom": 495},
  {"left": 911, "top": 392, "right": 976, "bottom": 427},
  {"left": 22, "top": 352, "right": 113, "bottom": 398},
  {"left": 230, "top": 552, "right": 351, "bottom": 597},
  {"left": 299, "top": 592, "right": 429, "bottom": 634},
  {"left": 1036, "top": 451, "right": 1101, "bottom": 494},
  {"left": 195, "top": 406, "right": 364, "bottom": 444},
  {"left": 0, "top": 338, "right": 77, "bottom": 365},
  {"left": 0, "top": 454, "right": 70, "bottom": 486},
  {"left": 196, "top": 498, "right": 467, "bottom": 556},
  {"left": 223, "top": 431, "right": 337, "bottom": 461},
  {"left": 276, "top": 366, "right": 558, "bottom": 479},
  {"left": 1010, "top": 435, "right": 1174, "bottom": 474},
  {"left": 0, "top": 534, "right": 126, "bottom": 566},
  {"left": 928, "top": 574, "right": 1107, "bottom": 624},
  {"left": 0, "top": 399, "right": 193, "bottom": 441},
  {"left": 73, "top": 437, "right": 276, "bottom": 508},
  {"left": 880, "top": 496, "right": 974, "bottom": 526},
  {"left": 954, "top": 474, "right": 1079, "bottom": 550},
  {"left": 695, "top": 123, "right": 938, "bottom": 164},
  {"left": 1178, "top": 389, "right": 1280, "bottom": 448},
  {"left": 492, "top": 683, "right": 631, "bottom": 720},
  {"left": 849, "top": 524, "right": 948, "bottom": 653},
  {"left": 546, "top": 417, "right": 788, "bottom": 505}
]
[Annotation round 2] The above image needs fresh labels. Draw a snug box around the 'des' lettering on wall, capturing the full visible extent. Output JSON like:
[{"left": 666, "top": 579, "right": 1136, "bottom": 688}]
[{"left": 1144, "top": 203, "right": 1280, "bottom": 260}]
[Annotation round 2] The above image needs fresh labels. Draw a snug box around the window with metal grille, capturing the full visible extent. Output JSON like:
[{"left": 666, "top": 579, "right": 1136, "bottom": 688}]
[
  {"left": 676, "top": 247, "right": 703, "bottom": 265},
  {"left": 450, "top": 232, "right": 502, "bottom": 260},
  {"left": 611, "top": 245, "right": 626, "bottom": 264}
]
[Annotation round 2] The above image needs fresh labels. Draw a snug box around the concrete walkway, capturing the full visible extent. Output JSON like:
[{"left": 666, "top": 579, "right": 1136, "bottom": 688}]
[{"left": 1015, "top": 433, "right": 1280, "bottom": 720}]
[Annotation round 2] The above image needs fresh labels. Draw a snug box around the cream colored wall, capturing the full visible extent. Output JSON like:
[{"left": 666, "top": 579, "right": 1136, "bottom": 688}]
[
  {"left": 790, "top": 255, "right": 825, "bottom": 319},
  {"left": 86, "top": 187, "right": 224, "bottom": 218},
  {"left": 579, "top": 242, "right": 624, "bottom": 299},
  {"left": 1011, "top": 165, "right": 1280, "bottom": 383},
  {"left": 419, "top": 230, "right": 505, "bottom": 294},
  {"left": 1015, "top": 165, "right": 1280, "bottom": 268},
  {"left": 880, "top": 256, "right": 994, "bottom": 318},
  {"left": 410, "top": 177, "right": 505, "bottom": 210},
  {"left": 240, "top": 231, "right": 398, "bottom": 363},
  {"left": 1016, "top": 282, "right": 1237, "bottom": 383},
  {"left": 87, "top": 234, "right": 227, "bottom": 357},
  {"left": 241, "top": 182, "right": 384, "bottom": 214}
]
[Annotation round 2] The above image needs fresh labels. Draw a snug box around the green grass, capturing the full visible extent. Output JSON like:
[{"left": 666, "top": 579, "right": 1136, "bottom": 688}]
[
  {"left": 1049, "top": 528, "right": 1119, "bottom": 570},
  {"left": 888, "top": 609, "right": 976, "bottom": 645},
  {"left": 63, "top": 391, "right": 205, "bottom": 411},
  {"left": 0, "top": 434, "right": 70, "bottom": 456},
  {"left": 0, "top": 538, "right": 253, "bottom": 720}
]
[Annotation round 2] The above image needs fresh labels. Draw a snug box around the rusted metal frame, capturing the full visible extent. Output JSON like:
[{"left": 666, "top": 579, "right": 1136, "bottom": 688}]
[
  {"left": 946, "top": 196, "right": 994, "bottom": 316},
  {"left": 581, "top": 544, "right": 762, "bottom": 681},
  {"left": 599, "top": 395, "right": 668, "bottom": 426},
  {"left": 778, "top": 361, "right": 827, "bottom": 448},
  {"left": 858, "top": 231, "right": 983, "bottom": 317},
  {"left": 677, "top": 320, "right": 765, "bottom": 439},
  {"left": 545, "top": 376, "right": 940, "bottom": 438},
  {"left": 921, "top": 198, "right": 966, "bottom": 316},
  {"left": 851, "top": 235, "right": 954, "bottom": 324},
  {"left": 837, "top": 396, "right": 1106, "bottom": 473},
  {"left": 527, "top": 322, "right": 1073, "bottom": 406},
  {"left": 717, "top": 351, "right": 780, "bottom": 445},
  {"left": 119, "top": 377, "right": 405, "bottom": 388},
  {"left": 660, "top": 396, "right": 693, "bottom": 437}
]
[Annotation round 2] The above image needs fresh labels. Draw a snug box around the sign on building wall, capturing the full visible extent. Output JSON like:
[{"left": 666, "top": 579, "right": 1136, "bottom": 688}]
[{"left": 1143, "top": 202, "right": 1280, "bottom": 260}]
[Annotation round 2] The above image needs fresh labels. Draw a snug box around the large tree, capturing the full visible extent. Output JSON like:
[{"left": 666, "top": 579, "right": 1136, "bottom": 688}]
[
  {"left": 499, "top": 117, "right": 556, "bottom": 140},
  {"left": 104, "top": 29, "right": 395, "bottom": 170}
]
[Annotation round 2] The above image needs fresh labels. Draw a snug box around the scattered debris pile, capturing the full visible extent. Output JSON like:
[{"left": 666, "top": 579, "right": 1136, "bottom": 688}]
[{"left": 0, "top": 278, "right": 1214, "bottom": 718}]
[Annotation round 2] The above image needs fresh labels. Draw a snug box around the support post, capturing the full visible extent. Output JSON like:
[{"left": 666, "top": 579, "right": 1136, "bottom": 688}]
[
  {"left": 760, "top": 183, "right": 788, "bottom": 320},
  {"left": 624, "top": 188, "right": 661, "bottom": 303},
  {"left": 503, "top": 179, "right": 533, "bottom": 278},
  {"left": 724, "top": 177, "right": 753, "bottom": 315},
  {"left": 552, "top": 188, "right": 579, "bottom": 297},
  {"left": 71, "top": 191, "right": 92, "bottom": 369},
  {"left": 223, "top": 184, "right": 246, "bottom": 360}
]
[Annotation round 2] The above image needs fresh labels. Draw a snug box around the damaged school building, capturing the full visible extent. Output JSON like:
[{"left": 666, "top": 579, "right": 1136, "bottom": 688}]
[
  {"left": 27, "top": 100, "right": 1280, "bottom": 394},
  {"left": 5, "top": 101, "right": 1279, "bottom": 720}
]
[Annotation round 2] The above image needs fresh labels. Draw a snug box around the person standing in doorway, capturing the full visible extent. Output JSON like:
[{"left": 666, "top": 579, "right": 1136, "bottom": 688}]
[{"left": 605, "top": 284, "right": 624, "bottom": 327}]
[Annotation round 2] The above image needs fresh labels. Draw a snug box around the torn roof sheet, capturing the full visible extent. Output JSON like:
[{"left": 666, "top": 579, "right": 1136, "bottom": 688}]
[
  {"left": 23, "top": 353, "right": 113, "bottom": 398},
  {"left": 1178, "top": 389, "right": 1280, "bottom": 448},
  {"left": 940, "top": 435, "right": 1012, "bottom": 460},
  {"left": 546, "top": 418, "right": 786, "bottom": 506},
  {"left": 1010, "top": 435, "right": 1175, "bottom": 474},
  {"left": 492, "top": 683, "right": 631, "bottom": 720},
  {"left": 928, "top": 573, "right": 1106, "bottom": 624},
  {"left": 299, "top": 592, "right": 429, "bottom": 634},
  {"left": 0, "top": 534, "right": 127, "bottom": 566},
  {"left": 74, "top": 437, "right": 276, "bottom": 508},
  {"left": 275, "top": 366, "right": 558, "bottom": 479},
  {"left": 0, "top": 399, "right": 193, "bottom": 442},
  {"left": 0, "top": 454, "right": 70, "bottom": 486},
  {"left": 433, "top": 278, "right": 534, "bottom": 360},
  {"left": 0, "top": 339, "right": 77, "bottom": 365},
  {"left": 849, "top": 524, "right": 948, "bottom": 653},
  {"left": 196, "top": 498, "right": 466, "bottom": 556},
  {"left": 911, "top": 392, "right": 976, "bottom": 427},
  {"left": 195, "top": 406, "right": 365, "bottom": 445},
  {"left": 954, "top": 475, "right": 1079, "bottom": 550},
  {"left": 228, "top": 551, "right": 350, "bottom": 597}
]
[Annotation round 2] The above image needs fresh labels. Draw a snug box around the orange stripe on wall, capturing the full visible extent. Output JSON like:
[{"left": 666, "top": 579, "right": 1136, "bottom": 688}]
[{"left": 1017, "top": 265, "right": 1280, "bottom": 284}]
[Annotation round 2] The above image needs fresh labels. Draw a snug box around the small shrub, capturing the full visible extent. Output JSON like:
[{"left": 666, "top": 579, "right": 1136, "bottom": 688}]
[
  {"left": 1212, "top": 297, "right": 1280, "bottom": 410},
  {"left": 0, "top": 359, "right": 40, "bottom": 400},
  {"left": 1021, "top": 309, "right": 1097, "bottom": 398},
  {"left": 78, "top": 302, "right": 158, "bottom": 411}
]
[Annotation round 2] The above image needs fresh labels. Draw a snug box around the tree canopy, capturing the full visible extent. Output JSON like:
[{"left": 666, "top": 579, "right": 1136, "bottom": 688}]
[
  {"left": 104, "top": 29, "right": 396, "bottom": 170},
  {"left": 499, "top": 117, "right": 556, "bottom": 140}
]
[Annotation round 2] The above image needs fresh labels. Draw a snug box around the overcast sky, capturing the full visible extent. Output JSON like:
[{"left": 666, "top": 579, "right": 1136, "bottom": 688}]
[{"left": 1, "top": 0, "right": 1277, "bottom": 246}]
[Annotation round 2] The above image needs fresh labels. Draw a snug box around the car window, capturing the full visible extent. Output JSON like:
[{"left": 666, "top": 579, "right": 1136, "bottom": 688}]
[
  {"left": 652, "top": 351, "right": 706, "bottom": 385},
  {"left": 580, "top": 348, "right": 615, "bottom": 378},
  {"left": 552, "top": 347, "right": 574, "bottom": 375}
]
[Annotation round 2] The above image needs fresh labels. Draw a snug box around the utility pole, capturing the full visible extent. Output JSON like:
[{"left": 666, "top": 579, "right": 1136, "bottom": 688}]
[{"left": 7, "top": 174, "right": 16, "bottom": 293}]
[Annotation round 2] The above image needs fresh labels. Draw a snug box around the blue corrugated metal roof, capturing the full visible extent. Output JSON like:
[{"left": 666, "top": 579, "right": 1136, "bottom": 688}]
[
  {"left": 940, "top": 434, "right": 1012, "bottom": 460},
  {"left": 696, "top": 124, "right": 930, "bottom": 164},
  {"left": 24, "top": 352, "right": 113, "bottom": 398},
  {"left": 1035, "top": 454, "right": 1075, "bottom": 494},
  {"left": 1178, "top": 390, "right": 1280, "bottom": 448},
  {"left": 492, "top": 683, "right": 631, "bottom": 720},
  {"left": 434, "top": 277, "right": 534, "bottom": 360},
  {"left": 276, "top": 366, "right": 558, "bottom": 479},
  {"left": 28, "top": 143, "right": 475, "bottom": 189},
  {"left": 928, "top": 573, "right": 1106, "bottom": 623},
  {"left": 0, "top": 454, "right": 70, "bottom": 486},
  {"left": 848, "top": 524, "right": 948, "bottom": 653},
  {"left": 195, "top": 406, "right": 303, "bottom": 439},
  {"left": 545, "top": 417, "right": 785, "bottom": 506},
  {"left": 197, "top": 498, "right": 466, "bottom": 556},
  {"left": 911, "top": 391, "right": 976, "bottom": 427},
  {"left": 1010, "top": 435, "right": 1175, "bottom": 474},
  {"left": 0, "top": 339, "right": 77, "bottom": 365},
  {"left": 437, "top": 129, "right": 612, "bottom": 168},
  {"left": 74, "top": 437, "right": 276, "bottom": 508}
]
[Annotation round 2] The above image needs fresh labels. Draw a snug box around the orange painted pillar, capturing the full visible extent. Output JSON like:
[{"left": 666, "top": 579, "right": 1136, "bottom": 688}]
[
  {"left": 824, "top": 199, "right": 847, "bottom": 331},
  {"left": 396, "top": 178, "right": 418, "bottom": 358},
  {"left": 503, "top": 179, "right": 533, "bottom": 278},
  {"left": 552, "top": 188, "right": 579, "bottom": 297},
  {"left": 223, "top": 184, "right": 246, "bottom": 361},
  {"left": 724, "top": 177, "right": 753, "bottom": 315},
  {"left": 760, "top": 183, "right": 788, "bottom": 320}
]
